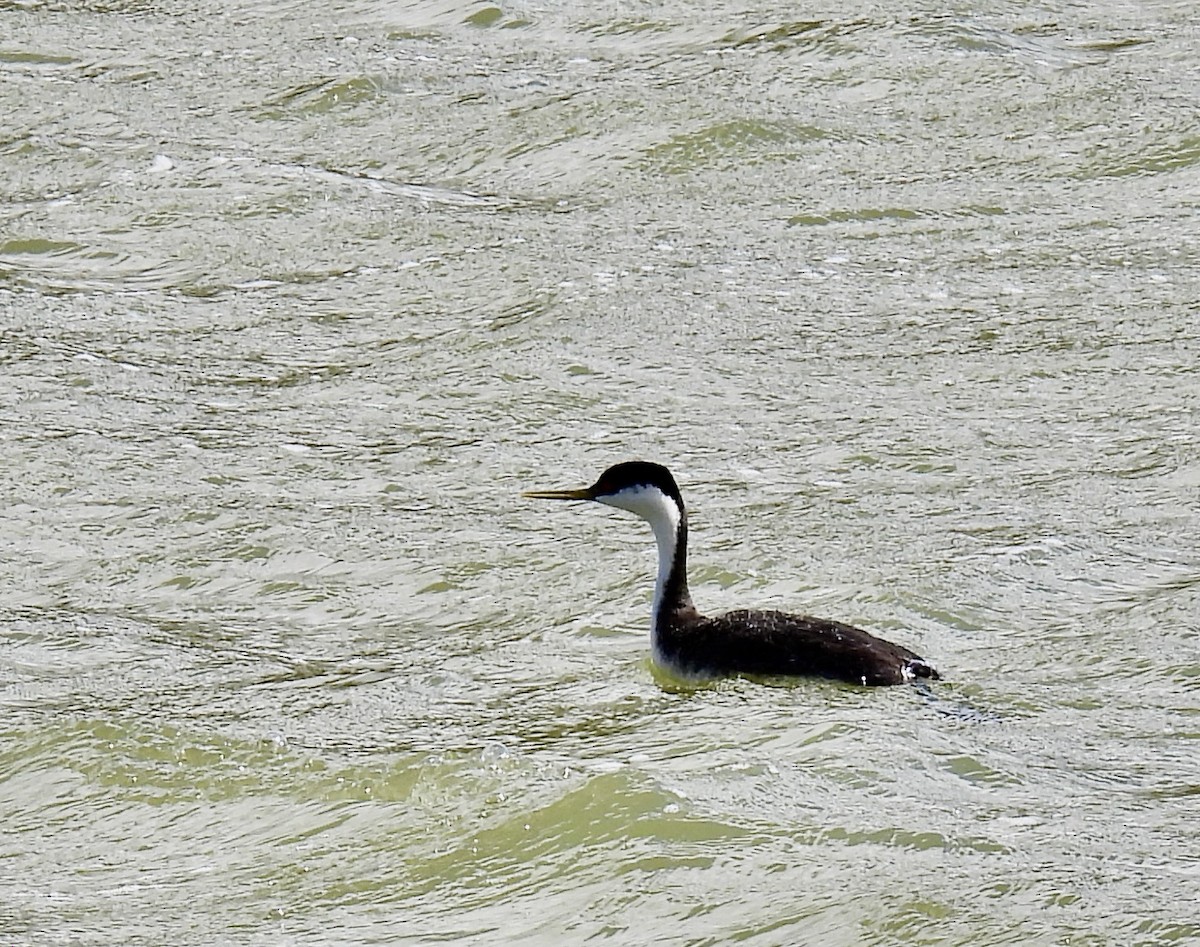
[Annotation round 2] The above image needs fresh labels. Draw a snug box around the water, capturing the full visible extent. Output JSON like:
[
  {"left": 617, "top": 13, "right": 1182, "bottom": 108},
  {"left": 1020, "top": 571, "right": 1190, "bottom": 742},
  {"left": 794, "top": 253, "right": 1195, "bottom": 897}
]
[{"left": 2, "top": 0, "right": 1198, "bottom": 943}]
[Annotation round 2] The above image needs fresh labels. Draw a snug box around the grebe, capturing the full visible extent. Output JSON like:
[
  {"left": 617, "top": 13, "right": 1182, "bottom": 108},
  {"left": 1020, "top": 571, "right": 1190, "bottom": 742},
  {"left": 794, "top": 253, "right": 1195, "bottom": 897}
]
[{"left": 524, "top": 461, "right": 939, "bottom": 686}]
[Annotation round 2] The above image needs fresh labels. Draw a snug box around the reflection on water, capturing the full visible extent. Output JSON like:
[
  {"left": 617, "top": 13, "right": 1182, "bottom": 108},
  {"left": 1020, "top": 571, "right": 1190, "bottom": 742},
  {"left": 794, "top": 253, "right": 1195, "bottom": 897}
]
[{"left": 2, "top": 0, "right": 1198, "bottom": 944}]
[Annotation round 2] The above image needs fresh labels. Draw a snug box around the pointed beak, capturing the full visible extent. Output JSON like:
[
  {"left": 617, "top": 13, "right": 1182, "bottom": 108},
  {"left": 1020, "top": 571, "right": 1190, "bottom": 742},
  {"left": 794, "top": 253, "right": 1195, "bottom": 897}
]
[{"left": 522, "top": 486, "right": 595, "bottom": 501}]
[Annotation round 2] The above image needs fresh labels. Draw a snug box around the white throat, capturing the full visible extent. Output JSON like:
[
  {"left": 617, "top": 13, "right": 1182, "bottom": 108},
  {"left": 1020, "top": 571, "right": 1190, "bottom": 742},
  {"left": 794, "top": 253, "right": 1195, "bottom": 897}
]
[{"left": 596, "top": 485, "right": 684, "bottom": 647}]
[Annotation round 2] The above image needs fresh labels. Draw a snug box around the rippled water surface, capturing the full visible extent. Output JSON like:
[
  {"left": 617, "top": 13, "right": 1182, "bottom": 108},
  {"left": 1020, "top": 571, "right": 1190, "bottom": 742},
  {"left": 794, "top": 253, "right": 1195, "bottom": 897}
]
[{"left": 3, "top": 0, "right": 1198, "bottom": 943}]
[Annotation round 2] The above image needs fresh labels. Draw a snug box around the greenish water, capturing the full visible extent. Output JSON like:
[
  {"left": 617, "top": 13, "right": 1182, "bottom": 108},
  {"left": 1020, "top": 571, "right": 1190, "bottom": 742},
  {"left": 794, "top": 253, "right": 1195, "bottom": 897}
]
[{"left": 2, "top": 1, "right": 1198, "bottom": 944}]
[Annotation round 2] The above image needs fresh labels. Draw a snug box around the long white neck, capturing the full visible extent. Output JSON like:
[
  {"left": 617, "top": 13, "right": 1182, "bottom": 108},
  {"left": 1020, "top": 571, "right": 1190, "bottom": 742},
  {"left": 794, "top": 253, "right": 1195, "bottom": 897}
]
[{"left": 597, "top": 485, "right": 692, "bottom": 645}]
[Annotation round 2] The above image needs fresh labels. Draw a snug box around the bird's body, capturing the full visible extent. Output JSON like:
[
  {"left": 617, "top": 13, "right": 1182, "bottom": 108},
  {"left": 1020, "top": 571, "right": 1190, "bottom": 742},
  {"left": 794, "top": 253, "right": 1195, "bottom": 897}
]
[
  {"left": 525, "top": 461, "right": 939, "bottom": 687},
  {"left": 656, "top": 607, "right": 933, "bottom": 686}
]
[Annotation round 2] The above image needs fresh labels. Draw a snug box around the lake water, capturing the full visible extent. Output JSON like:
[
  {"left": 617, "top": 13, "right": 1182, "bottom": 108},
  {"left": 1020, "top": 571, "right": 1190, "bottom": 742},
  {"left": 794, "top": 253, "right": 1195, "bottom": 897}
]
[{"left": 2, "top": 1, "right": 1198, "bottom": 944}]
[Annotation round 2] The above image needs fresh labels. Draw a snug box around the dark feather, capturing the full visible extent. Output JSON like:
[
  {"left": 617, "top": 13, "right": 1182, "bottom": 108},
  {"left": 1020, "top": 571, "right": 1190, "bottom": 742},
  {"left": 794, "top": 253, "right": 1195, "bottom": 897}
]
[{"left": 659, "top": 605, "right": 940, "bottom": 686}]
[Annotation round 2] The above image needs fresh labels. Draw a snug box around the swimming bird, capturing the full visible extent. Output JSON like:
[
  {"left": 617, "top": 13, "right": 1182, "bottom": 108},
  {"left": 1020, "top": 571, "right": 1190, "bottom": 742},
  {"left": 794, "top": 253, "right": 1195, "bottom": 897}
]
[{"left": 524, "top": 461, "right": 939, "bottom": 686}]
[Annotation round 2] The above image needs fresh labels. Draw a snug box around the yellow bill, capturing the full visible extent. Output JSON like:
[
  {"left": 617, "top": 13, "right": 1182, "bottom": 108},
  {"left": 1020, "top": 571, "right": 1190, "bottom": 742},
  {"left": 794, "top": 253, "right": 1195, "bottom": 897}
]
[{"left": 522, "top": 487, "right": 594, "bottom": 501}]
